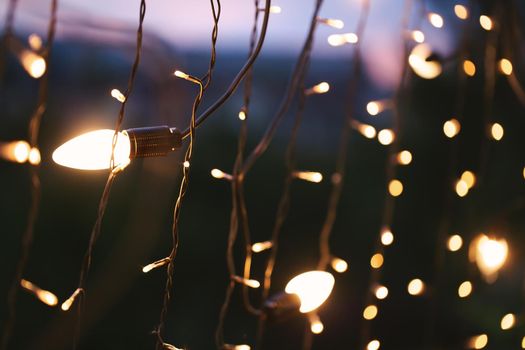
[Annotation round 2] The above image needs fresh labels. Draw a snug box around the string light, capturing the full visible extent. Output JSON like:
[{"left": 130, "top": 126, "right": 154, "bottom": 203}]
[
  {"left": 8, "top": 36, "right": 47, "bottom": 78},
  {"left": 443, "top": 118, "right": 461, "bottom": 138},
  {"left": 374, "top": 285, "right": 389, "bottom": 300},
  {"left": 305, "top": 82, "right": 330, "bottom": 95},
  {"left": 20, "top": 279, "right": 58, "bottom": 307},
  {"left": 327, "top": 33, "right": 358, "bottom": 46},
  {"left": 292, "top": 171, "right": 323, "bottom": 183},
  {"left": 461, "top": 171, "right": 476, "bottom": 189},
  {"left": 490, "top": 123, "right": 504, "bottom": 141},
  {"left": 238, "top": 109, "right": 247, "bottom": 121},
  {"left": 468, "top": 334, "right": 488, "bottom": 349},
  {"left": 458, "top": 281, "right": 472, "bottom": 298},
  {"left": 352, "top": 121, "right": 377, "bottom": 139},
  {"left": 284, "top": 271, "right": 335, "bottom": 313},
  {"left": 370, "top": 253, "right": 384, "bottom": 269},
  {"left": 232, "top": 276, "right": 260, "bottom": 289},
  {"left": 308, "top": 313, "right": 324, "bottom": 334},
  {"left": 388, "top": 179, "right": 403, "bottom": 197},
  {"left": 427, "top": 13, "right": 444, "bottom": 28},
  {"left": 61, "top": 288, "right": 83, "bottom": 311},
  {"left": 455, "top": 179, "right": 469, "bottom": 197},
  {"left": 142, "top": 257, "right": 171, "bottom": 273},
  {"left": 500, "top": 313, "right": 516, "bottom": 330},
  {"left": 28, "top": 148, "right": 41, "bottom": 165},
  {"left": 447, "top": 235, "right": 463, "bottom": 252},
  {"left": 498, "top": 59, "right": 513, "bottom": 76},
  {"left": 407, "top": 278, "right": 425, "bottom": 296},
  {"left": 330, "top": 257, "right": 348, "bottom": 273},
  {"left": 463, "top": 60, "right": 476, "bottom": 77},
  {"left": 396, "top": 150, "right": 412, "bottom": 165},
  {"left": 454, "top": 4, "right": 469, "bottom": 20},
  {"left": 479, "top": 15, "right": 493, "bottom": 31},
  {"left": 110, "top": 88, "right": 126, "bottom": 103},
  {"left": 410, "top": 30, "right": 425, "bottom": 43},
  {"left": 183, "top": 161, "right": 190, "bottom": 168},
  {"left": 316, "top": 17, "right": 344, "bottom": 29},
  {"left": 28, "top": 33, "right": 43, "bottom": 51},
  {"left": 367, "top": 339, "right": 381, "bottom": 350},
  {"left": 251, "top": 241, "right": 273, "bottom": 253},
  {"left": 363, "top": 305, "right": 378, "bottom": 320},
  {"left": 470, "top": 234, "right": 508, "bottom": 283},
  {"left": 211, "top": 168, "right": 233, "bottom": 180},
  {"left": 380, "top": 228, "right": 394, "bottom": 246},
  {"left": 377, "top": 129, "right": 395, "bottom": 145},
  {"left": 0, "top": 140, "right": 31, "bottom": 163},
  {"left": 366, "top": 100, "right": 390, "bottom": 116},
  {"left": 409, "top": 43, "right": 442, "bottom": 79}
]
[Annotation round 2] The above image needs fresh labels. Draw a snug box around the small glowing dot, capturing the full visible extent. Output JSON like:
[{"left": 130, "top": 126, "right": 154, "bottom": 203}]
[
  {"left": 370, "top": 254, "right": 384, "bottom": 269},
  {"left": 454, "top": 4, "right": 469, "bottom": 20},
  {"left": 363, "top": 305, "right": 378, "bottom": 320},
  {"left": 28, "top": 57, "right": 46, "bottom": 78},
  {"left": 479, "top": 15, "right": 493, "bottom": 31},
  {"left": 443, "top": 119, "right": 461, "bottom": 138},
  {"left": 331, "top": 258, "right": 348, "bottom": 273},
  {"left": 408, "top": 279, "right": 425, "bottom": 296},
  {"left": 499, "top": 59, "right": 513, "bottom": 76},
  {"left": 455, "top": 179, "right": 469, "bottom": 197},
  {"left": 458, "top": 281, "right": 472, "bottom": 298},
  {"left": 174, "top": 70, "right": 189, "bottom": 79},
  {"left": 13, "top": 141, "right": 30, "bottom": 163},
  {"left": 388, "top": 179, "right": 403, "bottom": 197},
  {"left": 428, "top": 13, "right": 444, "bottom": 28},
  {"left": 447, "top": 235, "right": 463, "bottom": 252},
  {"left": 463, "top": 60, "right": 476, "bottom": 77},
  {"left": 367, "top": 101, "right": 381, "bottom": 116},
  {"left": 381, "top": 228, "right": 394, "bottom": 246},
  {"left": 28, "top": 33, "right": 43, "bottom": 51},
  {"left": 28, "top": 148, "right": 41, "bottom": 165},
  {"left": 111, "top": 89, "right": 126, "bottom": 103},
  {"left": 501, "top": 313, "right": 516, "bottom": 330},
  {"left": 310, "top": 320, "right": 324, "bottom": 334},
  {"left": 378, "top": 129, "right": 395, "bottom": 145},
  {"left": 412, "top": 30, "right": 425, "bottom": 43},
  {"left": 360, "top": 124, "right": 377, "bottom": 139},
  {"left": 461, "top": 171, "right": 476, "bottom": 189},
  {"left": 397, "top": 150, "right": 412, "bottom": 165},
  {"left": 312, "top": 82, "right": 330, "bottom": 94},
  {"left": 183, "top": 161, "right": 190, "bottom": 168},
  {"left": 490, "top": 123, "right": 504, "bottom": 141},
  {"left": 375, "top": 285, "right": 389, "bottom": 300},
  {"left": 238, "top": 110, "right": 246, "bottom": 121},
  {"left": 469, "top": 334, "right": 488, "bottom": 349},
  {"left": 319, "top": 18, "right": 345, "bottom": 29},
  {"left": 367, "top": 339, "right": 381, "bottom": 350},
  {"left": 252, "top": 241, "right": 273, "bottom": 253},
  {"left": 269, "top": 5, "right": 282, "bottom": 14}
]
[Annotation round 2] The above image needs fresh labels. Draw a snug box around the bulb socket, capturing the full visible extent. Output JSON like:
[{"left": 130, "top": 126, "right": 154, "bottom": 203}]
[
  {"left": 125, "top": 126, "right": 182, "bottom": 158},
  {"left": 263, "top": 292, "right": 301, "bottom": 323}
]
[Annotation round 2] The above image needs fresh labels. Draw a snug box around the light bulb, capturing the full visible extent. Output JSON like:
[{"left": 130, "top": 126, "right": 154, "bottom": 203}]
[
  {"left": 500, "top": 313, "right": 515, "bottom": 330},
  {"left": 308, "top": 313, "right": 324, "bottom": 334},
  {"left": 378, "top": 129, "right": 395, "bottom": 145},
  {"left": 330, "top": 257, "right": 348, "bottom": 273},
  {"left": 61, "top": 288, "right": 83, "bottom": 311},
  {"left": 458, "top": 281, "right": 472, "bottom": 298},
  {"left": 374, "top": 285, "right": 389, "bottom": 300},
  {"left": 428, "top": 13, "right": 444, "bottom": 28},
  {"left": 463, "top": 60, "right": 476, "bottom": 77},
  {"left": 370, "top": 253, "right": 384, "bottom": 269},
  {"left": 363, "top": 305, "right": 378, "bottom": 320},
  {"left": 407, "top": 278, "right": 425, "bottom": 296},
  {"left": 461, "top": 171, "right": 476, "bottom": 189},
  {"left": 111, "top": 88, "right": 126, "bottom": 103},
  {"left": 388, "top": 179, "right": 403, "bottom": 197},
  {"left": 317, "top": 17, "right": 344, "bottom": 29},
  {"left": 28, "top": 33, "right": 43, "bottom": 51},
  {"left": 454, "top": 5, "right": 469, "bottom": 20},
  {"left": 20, "top": 279, "right": 58, "bottom": 307},
  {"left": 397, "top": 150, "right": 412, "bottom": 165},
  {"left": 53, "top": 129, "right": 131, "bottom": 170},
  {"left": 499, "top": 59, "right": 513, "bottom": 76},
  {"left": 479, "top": 15, "right": 493, "bottom": 31},
  {"left": 353, "top": 122, "right": 377, "bottom": 139},
  {"left": 0, "top": 140, "right": 30, "bottom": 163},
  {"left": 252, "top": 241, "right": 273, "bottom": 253},
  {"left": 411, "top": 30, "right": 425, "bottom": 43},
  {"left": 285, "top": 271, "right": 335, "bottom": 313},
  {"left": 471, "top": 234, "right": 508, "bottom": 282},
  {"left": 307, "top": 82, "right": 330, "bottom": 95},
  {"left": 468, "top": 334, "right": 488, "bottom": 349},
  {"left": 293, "top": 171, "right": 323, "bottom": 183},
  {"left": 381, "top": 228, "right": 394, "bottom": 246},
  {"left": 409, "top": 44, "right": 442, "bottom": 79},
  {"left": 143, "top": 257, "right": 171, "bottom": 273},
  {"left": 490, "top": 123, "right": 504, "bottom": 141},
  {"left": 443, "top": 119, "right": 461, "bottom": 138},
  {"left": 447, "top": 235, "right": 463, "bottom": 252},
  {"left": 20, "top": 50, "right": 46, "bottom": 78},
  {"left": 367, "top": 340, "right": 381, "bottom": 350},
  {"left": 327, "top": 33, "right": 358, "bottom": 46}
]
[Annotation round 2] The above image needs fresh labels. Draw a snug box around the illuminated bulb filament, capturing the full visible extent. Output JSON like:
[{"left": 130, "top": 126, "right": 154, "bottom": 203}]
[
  {"left": 293, "top": 171, "right": 323, "bottom": 183},
  {"left": 252, "top": 241, "right": 273, "bottom": 253},
  {"left": 20, "top": 279, "right": 58, "bottom": 306},
  {"left": 330, "top": 257, "right": 348, "bottom": 273},
  {"left": 317, "top": 17, "right": 344, "bottom": 29},
  {"left": 142, "top": 257, "right": 171, "bottom": 273},
  {"left": 211, "top": 168, "right": 233, "bottom": 181},
  {"left": 232, "top": 276, "right": 260, "bottom": 289},
  {"left": 306, "top": 82, "right": 330, "bottom": 95},
  {"left": 111, "top": 88, "right": 126, "bottom": 103},
  {"left": 61, "top": 288, "right": 83, "bottom": 311},
  {"left": 308, "top": 313, "right": 324, "bottom": 334}
]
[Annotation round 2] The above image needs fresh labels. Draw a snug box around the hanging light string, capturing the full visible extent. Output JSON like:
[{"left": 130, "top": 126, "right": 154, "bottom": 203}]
[
  {"left": 155, "top": 2, "right": 219, "bottom": 349},
  {"left": 215, "top": 2, "right": 262, "bottom": 348},
  {"left": 359, "top": 0, "right": 413, "bottom": 348},
  {"left": 0, "top": 1, "right": 58, "bottom": 349},
  {"left": 68, "top": 1, "right": 146, "bottom": 349}
]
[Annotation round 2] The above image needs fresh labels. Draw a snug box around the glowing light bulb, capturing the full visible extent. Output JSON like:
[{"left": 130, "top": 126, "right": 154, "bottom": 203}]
[
  {"left": 409, "top": 44, "right": 442, "bottom": 79},
  {"left": 61, "top": 288, "right": 83, "bottom": 311},
  {"left": 479, "top": 15, "right": 493, "bottom": 31},
  {"left": 174, "top": 70, "right": 189, "bottom": 79},
  {"left": 111, "top": 88, "right": 126, "bottom": 103},
  {"left": 454, "top": 4, "right": 469, "bottom": 19},
  {"left": 378, "top": 129, "right": 395, "bottom": 145},
  {"left": 269, "top": 6, "right": 282, "bottom": 13},
  {"left": 238, "top": 110, "right": 247, "bottom": 121},
  {"left": 397, "top": 150, "right": 412, "bottom": 165},
  {"left": 388, "top": 179, "right": 403, "bottom": 197},
  {"left": 458, "top": 281, "right": 472, "bottom": 298},
  {"left": 232, "top": 276, "right": 260, "bottom": 289},
  {"left": 500, "top": 313, "right": 515, "bottom": 330},
  {"left": 183, "top": 161, "right": 190, "bottom": 168},
  {"left": 443, "top": 119, "right": 461, "bottom": 138},
  {"left": 363, "top": 305, "right": 378, "bottom": 320},
  {"left": 411, "top": 30, "right": 425, "bottom": 43},
  {"left": 28, "top": 33, "right": 43, "bottom": 51},
  {"left": 367, "top": 339, "right": 381, "bottom": 350},
  {"left": 461, "top": 171, "right": 476, "bottom": 189},
  {"left": 428, "top": 13, "right": 444, "bottom": 28},
  {"left": 308, "top": 313, "right": 324, "bottom": 334},
  {"left": 353, "top": 122, "right": 377, "bottom": 139},
  {"left": 20, "top": 50, "right": 46, "bottom": 78},
  {"left": 53, "top": 129, "right": 131, "bottom": 170},
  {"left": 447, "top": 235, "right": 463, "bottom": 252},
  {"left": 307, "top": 82, "right": 330, "bottom": 95},
  {"left": 327, "top": 33, "right": 358, "bottom": 46},
  {"left": 28, "top": 148, "right": 41, "bottom": 165},
  {"left": 381, "top": 228, "right": 394, "bottom": 246},
  {"left": 233, "top": 345, "right": 251, "bottom": 350},
  {"left": 0, "top": 140, "right": 30, "bottom": 163},
  {"left": 142, "top": 257, "right": 171, "bottom": 273},
  {"left": 370, "top": 254, "right": 384, "bottom": 269},
  {"left": 463, "top": 60, "right": 476, "bottom": 76},
  {"left": 375, "top": 285, "right": 389, "bottom": 300},
  {"left": 317, "top": 18, "right": 345, "bottom": 29},
  {"left": 455, "top": 179, "right": 469, "bottom": 197},
  {"left": 407, "top": 279, "right": 425, "bottom": 296},
  {"left": 471, "top": 234, "right": 508, "bottom": 283},
  {"left": 366, "top": 101, "right": 381, "bottom": 116},
  {"left": 468, "top": 334, "right": 488, "bottom": 349},
  {"left": 211, "top": 168, "right": 233, "bottom": 180},
  {"left": 331, "top": 257, "right": 348, "bottom": 273},
  {"left": 498, "top": 59, "right": 513, "bottom": 76},
  {"left": 285, "top": 271, "right": 335, "bottom": 313},
  {"left": 293, "top": 171, "right": 323, "bottom": 183},
  {"left": 20, "top": 279, "right": 58, "bottom": 306},
  {"left": 490, "top": 122, "right": 504, "bottom": 141},
  {"left": 252, "top": 241, "right": 273, "bottom": 253}
]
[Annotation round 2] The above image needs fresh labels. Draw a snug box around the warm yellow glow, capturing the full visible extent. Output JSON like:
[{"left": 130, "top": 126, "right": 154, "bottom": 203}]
[
  {"left": 0, "top": 140, "right": 30, "bottom": 163},
  {"left": 366, "top": 101, "right": 382, "bottom": 116},
  {"left": 183, "top": 161, "right": 190, "bottom": 168},
  {"left": 28, "top": 33, "right": 43, "bottom": 51},
  {"left": 285, "top": 271, "right": 335, "bottom": 313},
  {"left": 174, "top": 70, "right": 190, "bottom": 79},
  {"left": 20, "top": 50, "right": 46, "bottom": 78},
  {"left": 111, "top": 88, "right": 126, "bottom": 103},
  {"left": 363, "top": 305, "right": 378, "bottom": 320},
  {"left": 461, "top": 171, "right": 476, "bottom": 189},
  {"left": 499, "top": 59, "right": 513, "bottom": 76},
  {"left": 367, "top": 339, "right": 381, "bottom": 350},
  {"left": 471, "top": 234, "right": 508, "bottom": 282},
  {"left": 327, "top": 33, "right": 358, "bottom": 46},
  {"left": 370, "top": 254, "right": 384, "bottom": 269},
  {"left": 238, "top": 110, "right": 247, "bottom": 121},
  {"left": 388, "top": 179, "right": 403, "bottom": 197},
  {"left": 397, "top": 150, "right": 412, "bottom": 165},
  {"left": 490, "top": 123, "right": 504, "bottom": 141},
  {"left": 354, "top": 122, "right": 377, "bottom": 139},
  {"left": 458, "top": 281, "right": 472, "bottom": 298},
  {"left": 331, "top": 257, "right": 348, "bottom": 273},
  {"left": 381, "top": 228, "right": 394, "bottom": 246},
  {"left": 455, "top": 179, "right": 469, "bottom": 197},
  {"left": 142, "top": 257, "right": 171, "bottom": 273},
  {"left": 428, "top": 13, "right": 444, "bottom": 28},
  {"left": 454, "top": 4, "right": 469, "bottom": 19},
  {"left": 269, "top": 5, "right": 282, "bottom": 14},
  {"left": 53, "top": 129, "right": 131, "bottom": 170},
  {"left": 407, "top": 278, "right": 425, "bottom": 296},
  {"left": 252, "top": 241, "right": 273, "bottom": 253},
  {"left": 375, "top": 285, "right": 389, "bottom": 300},
  {"left": 412, "top": 30, "right": 425, "bottom": 43},
  {"left": 378, "top": 129, "right": 395, "bottom": 145},
  {"left": 61, "top": 288, "right": 83, "bottom": 311},
  {"left": 20, "top": 279, "right": 58, "bottom": 307},
  {"left": 479, "top": 15, "right": 493, "bottom": 31},
  {"left": 468, "top": 334, "right": 488, "bottom": 349},
  {"left": 310, "top": 82, "right": 330, "bottom": 94},
  {"left": 443, "top": 118, "right": 461, "bottom": 138},
  {"left": 28, "top": 148, "right": 41, "bottom": 165},
  {"left": 522, "top": 336, "right": 525, "bottom": 348},
  {"left": 463, "top": 60, "right": 476, "bottom": 77},
  {"left": 318, "top": 18, "right": 345, "bottom": 29},
  {"left": 211, "top": 168, "right": 233, "bottom": 180},
  {"left": 293, "top": 171, "right": 323, "bottom": 183},
  {"left": 447, "top": 235, "right": 463, "bottom": 252},
  {"left": 500, "top": 313, "right": 515, "bottom": 330},
  {"left": 162, "top": 344, "right": 184, "bottom": 350},
  {"left": 409, "top": 43, "right": 442, "bottom": 79},
  {"left": 308, "top": 313, "right": 324, "bottom": 334},
  {"left": 233, "top": 276, "right": 260, "bottom": 289}
]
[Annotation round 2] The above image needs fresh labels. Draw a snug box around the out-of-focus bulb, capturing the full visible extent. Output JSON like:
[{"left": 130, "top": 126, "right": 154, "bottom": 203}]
[
  {"left": 468, "top": 334, "right": 488, "bottom": 349},
  {"left": 409, "top": 43, "right": 442, "bottom": 79},
  {"left": 378, "top": 129, "right": 395, "bottom": 145},
  {"left": 28, "top": 148, "right": 41, "bottom": 165},
  {"left": 232, "top": 276, "right": 260, "bottom": 289},
  {"left": 447, "top": 235, "right": 463, "bottom": 252},
  {"left": 454, "top": 4, "right": 469, "bottom": 19},
  {"left": 28, "top": 33, "right": 43, "bottom": 51},
  {"left": 142, "top": 257, "right": 171, "bottom": 273},
  {"left": 61, "top": 288, "right": 83, "bottom": 311},
  {"left": 238, "top": 110, "right": 247, "bottom": 121},
  {"left": 307, "top": 82, "right": 330, "bottom": 95},
  {"left": 374, "top": 285, "right": 389, "bottom": 300},
  {"left": 252, "top": 241, "right": 273, "bottom": 253},
  {"left": 367, "top": 100, "right": 389, "bottom": 116},
  {"left": 381, "top": 228, "right": 394, "bottom": 246},
  {"left": 370, "top": 253, "right": 384, "bottom": 269},
  {"left": 327, "top": 33, "right": 358, "bottom": 46},
  {"left": 461, "top": 171, "right": 476, "bottom": 189},
  {"left": 388, "top": 179, "right": 403, "bottom": 197},
  {"left": 363, "top": 305, "right": 378, "bottom": 320},
  {"left": 285, "top": 271, "right": 335, "bottom": 313},
  {"left": 458, "top": 281, "right": 472, "bottom": 298},
  {"left": 443, "top": 119, "right": 461, "bottom": 138},
  {"left": 428, "top": 13, "right": 444, "bottom": 28},
  {"left": 111, "top": 88, "right": 126, "bottom": 103},
  {"left": 353, "top": 122, "right": 377, "bottom": 139},
  {"left": 471, "top": 234, "right": 508, "bottom": 283},
  {"left": 52, "top": 129, "right": 131, "bottom": 170},
  {"left": 397, "top": 150, "right": 412, "bottom": 165},
  {"left": 293, "top": 171, "right": 323, "bottom": 183},
  {"left": 317, "top": 18, "right": 345, "bottom": 29},
  {"left": 407, "top": 278, "right": 425, "bottom": 296},
  {"left": 308, "top": 313, "right": 324, "bottom": 334},
  {"left": 499, "top": 59, "right": 513, "bottom": 76},
  {"left": 211, "top": 168, "right": 233, "bottom": 180},
  {"left": 479, "top": 15, "right": 493, "bottom": 31},
  {"left": 20, "top": 50, "right": 46, "bottom": 78},
  {"left": 500, "top": 313, "right": 515, "bottom": 330},
  {"left": 367, "top": 339, "right": 381, "bottom": 350},
  {"left": 0, "top": 140, "right": 30, "bottom": 163},
  {"left": 331, "top": 257, "right": 348, "bottom": 273},
  {"left": 463, "top": 60, "right": 476, "bottom": 77},
  {"left": 411, "top": 30, "right": 425, "bottom": 43},
  {"left": 20, "top": 279, "right": 58, "bottom": 307},
  {"left": 455, "top": 179, "right": 469, "bottom": 197},
  {"left": 490, "top": 123, "right": 504, "bottom": 141}
]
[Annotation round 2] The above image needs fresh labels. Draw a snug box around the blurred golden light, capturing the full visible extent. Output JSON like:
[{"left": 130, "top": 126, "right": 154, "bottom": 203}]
[
  {"left": 20, "top": 279, "right": 58, "bottom": 307},
  {"left": 318, "top": 18, "right": 345, "bottom": 29},
  {"left": 211, "top": 168, "right": 232, "bottom": 180},
  {"left": 447, "top": 235, "right": 463, "bottom": 252},
  {"left": 232, "top": 276, "right": 260, "bottom": 289},
  {"left": 20, "top": 50, "right": 46, "bottom": 78},
  {"left": 367, "top": 340, "right": 381, "bottom": 350},
  {"left": 490, "top": 123, "right": 504, "bottom": 141},
  {"left": 61, "top": 288, "right": 83, "bottom": 311},
  {"left": 285, "top": 271, "right": 335, "bottom": 313},
  {"left": 378, "top": 129, "right": 395, "bottom": 145},
  {"left": 468, "top": 334, "right": 488, "bottom": 349},
  {"left": 28, "top": 147, "right": 41, "bottom": 165},
  {"left": 409, "top": 44, "right": 442, "bottom": 79},
  {"left": 443, "top": 118, "right": 461, "bottom": 138},
  {"left": 370, "top": 254, "right": 384, "bottom": 269},
  {"left": 499, "top": 59, "right": 513, "bottom": 76},
  {"left": 0, "top": 140, "right": 30, "bottom": 163},
  {"left": 412, "top": 30, "right": 425, "bottom": 43},
  {"left": 308, "top": 313, "right": 324, "bottom": 334},
  {"left": 522, "top": 336, "right": 525, "bottom": 348},
  {"left": 463, "top": 60, "right": 476, "bottom": 76},
  {"left": 500, "top": 313, "right": 516, "bottom": 330},
  {"left": 331, "top": 257, "right": 348, "bottom": 273},
  {"left": 461, "top": 171, "right": 476, "bottom": 189},
  {"left": 407, "top": 279, "right": 425, "bottom": 296},
  {"left": 269, "top": 6, "right": 282, "bottom": 14},
  {"left": 366, "top": 101, "right": 388, "bottom": 116},
  {"left": 252, "top": 241, "right": 273, "bottom": 253},
  {"left": 354, "top": 122, "right": 377, "bottom": 139},
  {"left": 454, "top": 4, "right": 469, "bottom": 19},
  {"left": 381, "top": 228, "right": 394, "bottom": 246},
  {"left": 397, "top": 150, "right": 412, "bottom": 165},
  {"left": 470, "top": 234, "right": 508, "bottom": 283},
  {"left": 111, "top": 89, "right": 126, "bottom": 103},
  {"left": 388, "top": 179, "right": 403, "bottom": 197},
  {"left": 455, "top": 179, "right": 469, "bottom": 197},
  {"left": 28, "top": 33, "right": 43, "bottom": 51},
  {"left": 327, "top": 33, "right": 358, "bottom": 46},
  {"left": 363, "top": 305, "right": 378, "bottom": 320},
  {"left": 307, "top": 82, "right": 330, "bottom": 95},
  {"left": 479, "top": 15, "right": 493, "bottom": 31},
  {"left": 238, "top": 110, "right": 247, "bottom": 121},
  {"left": 293, "top": 171, "right": 323, "bottom": 183},
  {"left": 375, "top": 285, "right": 389, "bottom": 300},
  {"left": 458, "top": 281, "right": 472, "bottom": 298},
  {"left": 428, "top": 13, "right": 444, "bottom": 28},
  {"left": 142, "top": 257, "right": 171, "bottom": 273}
]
